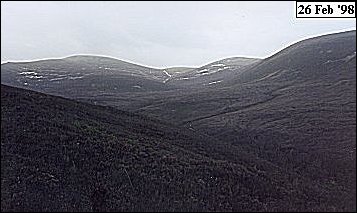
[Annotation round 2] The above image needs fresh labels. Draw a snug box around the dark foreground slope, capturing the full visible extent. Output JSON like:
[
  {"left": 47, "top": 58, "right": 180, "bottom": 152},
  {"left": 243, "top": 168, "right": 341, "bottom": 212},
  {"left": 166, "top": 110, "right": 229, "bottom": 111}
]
[{"left": 1, "top": 84, "right": 342, "bottom": 212}]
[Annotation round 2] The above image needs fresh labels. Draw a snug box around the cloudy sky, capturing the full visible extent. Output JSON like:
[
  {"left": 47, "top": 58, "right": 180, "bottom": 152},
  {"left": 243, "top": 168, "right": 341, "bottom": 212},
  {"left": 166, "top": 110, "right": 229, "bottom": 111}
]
[{"left": 1, "top": 1, "right": 356, "bottom": 68}]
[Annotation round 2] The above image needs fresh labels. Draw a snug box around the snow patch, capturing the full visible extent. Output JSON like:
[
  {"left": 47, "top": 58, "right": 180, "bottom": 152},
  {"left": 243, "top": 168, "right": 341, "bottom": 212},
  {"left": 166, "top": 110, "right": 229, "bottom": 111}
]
[
  {"left": 25, "top": 75, "right": 44, "bottom": 79},
  {"left": 163, "top": 70, "right": 172, "bottom": 77},
  {"left": 324, "top": 52, "right": 356, "bottom": 64},
  {"left": 216, "top": 68, "right": 228, "bottom": 72},
  {"left": 343, "top": 52, "right": 356, "bottom": 62},
  {"left": 196, "top": 66, "right": 229, "bottom": 77},
  {"left": 48, "top": 74, "right": 67, "bottom": 77},
  {"left": 211, "top": 64, "right": 225, "bottom": 67},
  {"left": 19, "top": 71, "right": 37, "bottom": 75},
  {"left": 50, "top": 77, "right": 67, "bottom": 81},
  {"left": 254, "top": 70, "right": 282, "bottom": 82},
  {"left": 69, "top": 76, "right": 84, "bottom": 80},
  {"left": 207, "top": 80, "right": 222, "bottom": 85},
  {"left": 198, "top": 69, "right": 208, "bottom": 73}
]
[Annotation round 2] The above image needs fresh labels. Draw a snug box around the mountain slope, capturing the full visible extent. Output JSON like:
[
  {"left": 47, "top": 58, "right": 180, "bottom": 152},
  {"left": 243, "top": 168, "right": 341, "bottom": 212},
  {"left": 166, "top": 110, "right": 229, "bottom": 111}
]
[
  {"left": 0, "top": 55, "right": 177, "bottom": 98},
  {"left": 1, "top": 30, "right": 355, "bottom": 211},
  {"left": 127, "top": 30, "right": 356, "bottom": 211},
  {"left": 227, "top": 30, "right": 356, "bottom": 85},
  {"left": 165, "top": 57, "right": 261, "bottom": 87},
  {"left": 2, "top": 84, "right": 337, "bottom": 212},
  {"left": 1, "top": 55, "right": 261, "bottom": 107},
  {"left": 162, "top": 67, "right": 196, "bottom": 76}
]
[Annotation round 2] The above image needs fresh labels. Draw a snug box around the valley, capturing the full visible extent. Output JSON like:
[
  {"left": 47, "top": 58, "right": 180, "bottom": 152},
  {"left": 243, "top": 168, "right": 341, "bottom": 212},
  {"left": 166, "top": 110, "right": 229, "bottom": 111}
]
[{"left": 1, "top": 30, "right": 356, "bottom": 212}]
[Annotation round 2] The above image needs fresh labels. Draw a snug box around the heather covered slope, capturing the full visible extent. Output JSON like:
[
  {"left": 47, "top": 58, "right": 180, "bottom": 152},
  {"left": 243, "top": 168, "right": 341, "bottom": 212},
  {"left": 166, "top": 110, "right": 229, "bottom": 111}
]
[
  {"left": 128, "top": 30, "right": 357, "bottom": 211},
  {"left": 1, "top": 84, "right": 340, "bottom": 212}
]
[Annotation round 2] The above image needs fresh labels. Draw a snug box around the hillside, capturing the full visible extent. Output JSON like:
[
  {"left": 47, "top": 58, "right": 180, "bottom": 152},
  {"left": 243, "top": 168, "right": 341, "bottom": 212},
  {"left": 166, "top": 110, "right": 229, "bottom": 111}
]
[
  {"left": 0, "top": 56, "right": 261, "bottom": 101},
  {"left": 2, "top": 84, "right": 338, "bottom": 212},
  {"left": 126, "top": 30, "right": 357, "bottom": 211},
  {"left": 1, "top": 30, "right": 356, "bottom": 212},
  {"left": 162, "top": 67, "right": 196, "bottom": 75},
  {"left": 165, "top": 57, "right": 261, "bottom": 87},
  {"left": 0, "top": 55, "right": 176, "bottom": 98}
]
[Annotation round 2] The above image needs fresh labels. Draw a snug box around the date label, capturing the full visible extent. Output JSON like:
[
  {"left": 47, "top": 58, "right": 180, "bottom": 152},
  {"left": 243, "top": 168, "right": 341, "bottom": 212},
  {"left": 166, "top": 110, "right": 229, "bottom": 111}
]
[{"left": 296, "top": 2, "right": 355, "bottom": 18}]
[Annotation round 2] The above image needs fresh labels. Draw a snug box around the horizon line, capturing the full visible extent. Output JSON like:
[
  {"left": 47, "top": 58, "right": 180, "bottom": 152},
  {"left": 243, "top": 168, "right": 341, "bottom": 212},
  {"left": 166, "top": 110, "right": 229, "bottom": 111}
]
[{"left": 1, "top": 28, "right": 355, "bottom": 69}]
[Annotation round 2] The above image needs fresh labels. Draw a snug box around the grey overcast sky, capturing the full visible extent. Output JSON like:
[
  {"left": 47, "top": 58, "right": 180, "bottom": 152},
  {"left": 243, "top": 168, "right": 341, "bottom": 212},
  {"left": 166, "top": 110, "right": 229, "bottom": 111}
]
[{"left": 1, "top": 1, "right": 356, "bottom": 68}]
